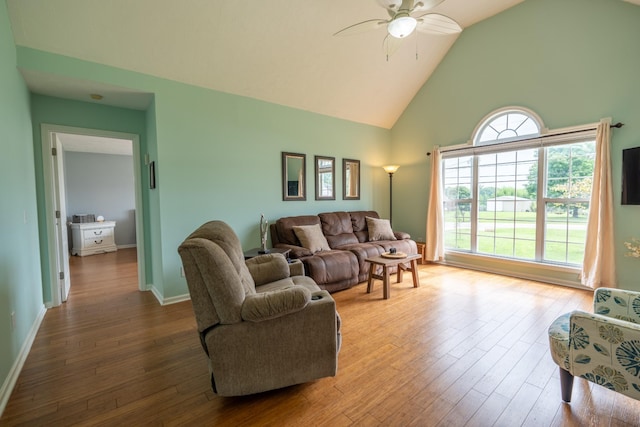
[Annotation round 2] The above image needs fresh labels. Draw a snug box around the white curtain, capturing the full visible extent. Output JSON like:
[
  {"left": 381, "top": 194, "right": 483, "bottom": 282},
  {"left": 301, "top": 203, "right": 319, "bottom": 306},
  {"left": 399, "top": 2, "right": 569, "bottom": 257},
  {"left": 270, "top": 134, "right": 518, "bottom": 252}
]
[
  {"left": 582, "top": 118, "right": 616, "bottom": 288},
  {"left": 425, "top": 147, "right": 444, "bottom": 262}
]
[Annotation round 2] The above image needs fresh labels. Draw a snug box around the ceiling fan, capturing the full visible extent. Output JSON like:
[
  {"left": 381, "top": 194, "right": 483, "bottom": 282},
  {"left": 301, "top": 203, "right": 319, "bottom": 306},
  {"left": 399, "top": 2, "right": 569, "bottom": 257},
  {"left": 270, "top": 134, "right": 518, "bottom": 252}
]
[{"left": 334, "top": 0, "right": 462, "bottom": 56}]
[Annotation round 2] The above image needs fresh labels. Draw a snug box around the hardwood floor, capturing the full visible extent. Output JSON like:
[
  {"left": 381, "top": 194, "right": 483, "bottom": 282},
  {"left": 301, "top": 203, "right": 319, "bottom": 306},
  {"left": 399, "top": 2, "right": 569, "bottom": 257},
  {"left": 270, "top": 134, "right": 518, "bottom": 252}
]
[{"left": 2, "top": 248, "right": 640, "bottom": 426}]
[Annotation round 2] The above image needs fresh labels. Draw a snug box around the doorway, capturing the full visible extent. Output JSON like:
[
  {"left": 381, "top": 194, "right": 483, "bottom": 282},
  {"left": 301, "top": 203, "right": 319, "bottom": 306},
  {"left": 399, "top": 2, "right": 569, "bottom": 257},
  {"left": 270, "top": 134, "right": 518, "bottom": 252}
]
[{"left": 41, "top": 124, "right": 146, "bottom": 306}]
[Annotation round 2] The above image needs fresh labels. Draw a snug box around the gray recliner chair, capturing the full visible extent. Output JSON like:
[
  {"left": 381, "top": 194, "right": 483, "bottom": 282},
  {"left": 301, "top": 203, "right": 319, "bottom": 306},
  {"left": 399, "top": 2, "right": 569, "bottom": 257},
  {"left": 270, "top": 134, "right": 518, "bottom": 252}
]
[{"left": 178, "top": 220, "right": 341, "bottom": 396}]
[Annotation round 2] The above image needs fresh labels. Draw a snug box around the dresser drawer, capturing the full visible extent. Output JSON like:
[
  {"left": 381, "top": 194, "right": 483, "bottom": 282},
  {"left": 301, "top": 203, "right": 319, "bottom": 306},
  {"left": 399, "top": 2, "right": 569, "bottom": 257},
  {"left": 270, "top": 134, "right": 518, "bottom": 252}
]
[
  {"left": 71, "top": 221, "right": 118, "bottom": 256},
  {"left": 83, "top": 233, "right": 115, "bottom": 248},
  {"left": 81, "top": 227, "right": 114, "bottom": 240}
]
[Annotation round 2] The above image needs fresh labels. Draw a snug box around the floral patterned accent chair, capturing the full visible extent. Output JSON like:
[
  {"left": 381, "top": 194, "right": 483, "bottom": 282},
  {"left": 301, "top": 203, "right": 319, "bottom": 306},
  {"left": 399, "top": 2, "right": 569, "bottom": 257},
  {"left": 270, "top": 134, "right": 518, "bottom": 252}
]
[{"left": 548, "top": 288, "right": 640, "bottom": 402}]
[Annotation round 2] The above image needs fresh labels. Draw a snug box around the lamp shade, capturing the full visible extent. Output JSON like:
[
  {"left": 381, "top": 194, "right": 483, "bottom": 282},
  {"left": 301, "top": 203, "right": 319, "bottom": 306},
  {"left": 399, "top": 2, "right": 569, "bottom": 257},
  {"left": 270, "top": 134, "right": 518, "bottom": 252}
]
[
  {"left": 383, "top": 165, "right": 400, "bottom": 174},
  {"left": 387, "top": 16, "right": 417, "bottom": 39}
]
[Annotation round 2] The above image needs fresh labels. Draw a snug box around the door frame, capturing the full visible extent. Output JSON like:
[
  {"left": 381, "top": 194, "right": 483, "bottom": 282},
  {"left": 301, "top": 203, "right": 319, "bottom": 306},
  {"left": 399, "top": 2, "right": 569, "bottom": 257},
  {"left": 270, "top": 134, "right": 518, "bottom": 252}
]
[
  {"left": 41, "top": 124, "right": 146, "bottom": 306},
  {"left": 51, "top": 134, "right": 71, "bottom": 302}
]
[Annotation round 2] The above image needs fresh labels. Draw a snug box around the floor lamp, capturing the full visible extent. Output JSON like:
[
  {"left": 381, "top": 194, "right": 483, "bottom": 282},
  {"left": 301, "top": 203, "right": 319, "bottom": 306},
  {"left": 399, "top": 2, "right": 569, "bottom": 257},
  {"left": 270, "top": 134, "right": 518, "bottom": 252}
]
[{"left": 382, "top": 165, "right": 399, "bottom": 225}]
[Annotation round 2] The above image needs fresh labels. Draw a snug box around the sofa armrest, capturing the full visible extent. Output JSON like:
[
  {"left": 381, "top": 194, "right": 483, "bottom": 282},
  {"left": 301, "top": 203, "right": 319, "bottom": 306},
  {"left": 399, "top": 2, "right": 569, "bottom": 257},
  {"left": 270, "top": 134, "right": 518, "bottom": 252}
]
[
  {"left": 274, "top": 243, "right": 313, "bottom": 259},
  {"left": 245, "top": 253, "right": 290, "bottom": 286},
  {"left": 241, "top": 286, "right": 311, "bottom": 322},
  {"left": 593, "top": 288, "right": 640, "bottom": 323},
  {"left": 394, "top": 231, "right": 411, "bottom": 240}
]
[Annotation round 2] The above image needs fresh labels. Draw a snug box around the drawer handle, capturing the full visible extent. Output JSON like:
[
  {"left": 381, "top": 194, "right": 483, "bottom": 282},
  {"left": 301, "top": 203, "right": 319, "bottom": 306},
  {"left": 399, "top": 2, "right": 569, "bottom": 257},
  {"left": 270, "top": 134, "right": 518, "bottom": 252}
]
[
  {"left": 93, "top": 230, "right": 103, "bottom": 235},
  {"left": 94, "top": 240, "right": 103, "bottom": 244}
]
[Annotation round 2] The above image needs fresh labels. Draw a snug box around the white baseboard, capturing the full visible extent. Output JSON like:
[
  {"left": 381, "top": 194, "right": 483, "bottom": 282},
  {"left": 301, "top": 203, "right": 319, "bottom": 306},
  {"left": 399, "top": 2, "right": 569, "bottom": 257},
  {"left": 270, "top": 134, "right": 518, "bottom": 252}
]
[
  {"left": 149, "top": 285, "right": 190, "bottom": 306},
  {"left": 441, "top": 259, "right": 591, "bottom": 290},
  {"left": 162, "top": 293, "right": 191, "bottom": 305},
  {"left": 0, "top": 304, "right": 47, "bottom": 417},
  {"left": 117, "top": 244, "right": 137, "bottom": 249}
]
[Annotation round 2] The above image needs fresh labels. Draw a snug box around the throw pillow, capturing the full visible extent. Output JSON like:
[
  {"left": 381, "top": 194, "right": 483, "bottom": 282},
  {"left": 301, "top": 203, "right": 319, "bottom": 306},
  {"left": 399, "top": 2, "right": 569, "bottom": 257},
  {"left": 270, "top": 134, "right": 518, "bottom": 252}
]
[
  {"left": 293, "top": 224, "right": 331, "bottom": 253},
  {"left": 366, "top": 217, "right": 397, "bottom": 241}
]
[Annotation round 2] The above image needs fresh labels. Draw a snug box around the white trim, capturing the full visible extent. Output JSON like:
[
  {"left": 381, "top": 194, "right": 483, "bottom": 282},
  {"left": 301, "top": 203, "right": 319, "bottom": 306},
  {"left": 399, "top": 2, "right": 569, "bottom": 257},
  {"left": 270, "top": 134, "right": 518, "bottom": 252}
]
[
  {"left": 149, "top": 285, "right": 190, "bottom": 305},
  {"left": 442, "top": 252, "right": 590, "bottom": 290},
  {"left": 162, "top": 293, "right": 191, "bottom": 305},
  {"left": 41, "top": 124, "right": 147, "bottom": 305},
  {"left": 444, "top": 109, "right": 604, "bottom": 158},
  {"left": 446, "top": 250, "right": 582, "bottom": 273},
  {"left": 117, "top": 244, "right": 137, "bottom": 249},
  {"left": 442, "top": 126, "right": 598, "bottom": 158},
  {"left": 468, "top": 106, "right": 547, "bottom": 145},
  {"left": 0, "top": 305, "right": 47, "bottom": 417}
]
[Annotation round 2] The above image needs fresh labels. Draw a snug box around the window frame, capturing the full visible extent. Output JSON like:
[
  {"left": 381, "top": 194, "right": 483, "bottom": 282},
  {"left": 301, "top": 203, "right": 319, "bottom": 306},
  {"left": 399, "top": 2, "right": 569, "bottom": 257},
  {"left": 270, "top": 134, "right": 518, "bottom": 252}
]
[{"left": 441, "top": 108, "right": 597, "bottom": 268}]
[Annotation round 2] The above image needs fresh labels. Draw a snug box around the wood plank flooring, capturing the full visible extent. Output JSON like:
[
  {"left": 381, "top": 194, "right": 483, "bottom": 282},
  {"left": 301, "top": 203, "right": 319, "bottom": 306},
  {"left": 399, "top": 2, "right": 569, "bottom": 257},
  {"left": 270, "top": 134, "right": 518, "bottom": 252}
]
[{"left": 2, "top": 248, "right": 640, "bottom": 426}]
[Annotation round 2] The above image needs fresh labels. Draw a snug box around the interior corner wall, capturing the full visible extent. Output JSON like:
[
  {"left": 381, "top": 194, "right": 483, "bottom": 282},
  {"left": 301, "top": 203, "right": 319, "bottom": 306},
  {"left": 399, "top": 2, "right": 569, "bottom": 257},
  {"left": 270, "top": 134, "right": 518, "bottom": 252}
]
[
  {"left": 29, "top": 95, "right": 148, "bottom": 302},
  {"left": 390, "top": 0, "right": 640, "bottom": 289},
  {"left": 0, "top": 0, "right": 44, "bottom": 412}
]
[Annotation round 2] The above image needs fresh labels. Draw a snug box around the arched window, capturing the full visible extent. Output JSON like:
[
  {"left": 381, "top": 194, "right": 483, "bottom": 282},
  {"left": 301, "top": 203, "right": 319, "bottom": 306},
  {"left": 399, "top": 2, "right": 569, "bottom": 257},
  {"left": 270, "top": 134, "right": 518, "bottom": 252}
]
[
  {"left": 474, "top": 108, "right": 542, "bottom": 145},
  {"left": 442, "top": 107, "right": 596, "bottom": 267}
]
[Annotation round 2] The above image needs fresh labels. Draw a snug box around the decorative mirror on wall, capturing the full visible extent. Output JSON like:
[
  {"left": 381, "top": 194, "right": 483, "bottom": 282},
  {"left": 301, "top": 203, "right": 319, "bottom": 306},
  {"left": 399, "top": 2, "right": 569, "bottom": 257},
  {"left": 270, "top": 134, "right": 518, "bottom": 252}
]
[
  {"left": 343, "top": 158, "right": 360, "bottom": 200},
  {"left": 282, "top": 152, "right": 306, "bottom": 201},
  {"left": 315, "top": 156, "right": 335, "bottom": 200}
]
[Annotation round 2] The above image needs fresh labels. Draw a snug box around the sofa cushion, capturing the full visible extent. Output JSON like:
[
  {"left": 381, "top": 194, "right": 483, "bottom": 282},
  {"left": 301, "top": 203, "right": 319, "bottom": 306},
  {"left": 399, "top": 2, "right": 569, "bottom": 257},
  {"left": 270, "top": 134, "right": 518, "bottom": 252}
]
[
  {"left": 275, "top": 215, "right": 321, "bottom": 246},
  {"left": 319, "top": 211, "right": 358, "bottom": 248},
  {"left": 301, "top": 250, "right": 359, "bottom": 290},
  {"left": 350, "top": 210, "right": 379, "bottom": 243},
  {"left": 335, "top": 242, "right": 385, "bottom": 282},
  {"left": 366, "top": 217, "right": 397, "bottom": 241},
  {"left": 293, "top": 224, "right": 331, "bottom": 253}
]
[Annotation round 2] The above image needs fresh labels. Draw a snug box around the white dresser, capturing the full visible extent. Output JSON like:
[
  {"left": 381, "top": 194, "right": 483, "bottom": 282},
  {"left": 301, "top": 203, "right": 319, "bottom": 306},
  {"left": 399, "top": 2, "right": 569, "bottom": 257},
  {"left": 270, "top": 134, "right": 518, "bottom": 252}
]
[{"left": 71, "top": 221, "right": 117, "bottom": 256}]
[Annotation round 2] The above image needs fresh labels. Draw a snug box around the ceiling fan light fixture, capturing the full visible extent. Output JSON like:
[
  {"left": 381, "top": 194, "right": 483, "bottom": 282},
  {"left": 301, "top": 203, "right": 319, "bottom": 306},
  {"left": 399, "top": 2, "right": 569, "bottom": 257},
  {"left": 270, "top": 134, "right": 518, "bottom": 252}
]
[{"left": 387, "top": 15, "right": 417, "bottom": 38}]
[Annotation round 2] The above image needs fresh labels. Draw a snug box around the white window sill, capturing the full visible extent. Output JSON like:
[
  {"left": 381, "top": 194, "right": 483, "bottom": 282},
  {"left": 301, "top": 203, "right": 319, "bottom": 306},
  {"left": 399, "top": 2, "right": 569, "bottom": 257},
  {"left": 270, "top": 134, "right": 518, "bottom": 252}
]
[{"left": 442, "top": 250, "right": 590, "bottom": 290}]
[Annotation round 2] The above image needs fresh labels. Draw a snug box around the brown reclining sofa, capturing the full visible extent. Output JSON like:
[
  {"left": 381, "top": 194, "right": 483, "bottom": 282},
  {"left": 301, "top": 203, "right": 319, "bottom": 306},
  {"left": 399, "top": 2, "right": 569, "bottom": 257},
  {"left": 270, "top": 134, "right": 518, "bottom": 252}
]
[{"left": 270, "top": 210, "right": 417, "bottom": 292}]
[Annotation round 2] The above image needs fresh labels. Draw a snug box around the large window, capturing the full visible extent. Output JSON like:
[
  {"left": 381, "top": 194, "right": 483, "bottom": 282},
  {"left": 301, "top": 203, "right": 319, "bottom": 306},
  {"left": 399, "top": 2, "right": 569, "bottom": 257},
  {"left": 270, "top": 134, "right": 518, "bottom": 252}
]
[{"left": 443, "top": 108, "right": 596, "bottom": 266}]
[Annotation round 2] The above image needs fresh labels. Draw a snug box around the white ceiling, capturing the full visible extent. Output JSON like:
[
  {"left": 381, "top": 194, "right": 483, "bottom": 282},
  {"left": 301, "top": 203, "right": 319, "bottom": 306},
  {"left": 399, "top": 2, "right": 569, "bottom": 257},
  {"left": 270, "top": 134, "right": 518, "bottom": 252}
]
[
  {"left": 20, "top": 69, "right": 153, "bottom": 111},
  {"left": 7, "top": 0, "right": 527, "bottom": 128}
]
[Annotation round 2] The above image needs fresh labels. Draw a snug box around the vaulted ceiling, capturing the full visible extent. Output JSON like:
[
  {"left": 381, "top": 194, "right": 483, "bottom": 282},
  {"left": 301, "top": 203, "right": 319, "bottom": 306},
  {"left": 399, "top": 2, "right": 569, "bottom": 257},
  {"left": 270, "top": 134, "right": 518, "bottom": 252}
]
[{"left": 8, "top": 0, "right": 530, "bottom": 128}]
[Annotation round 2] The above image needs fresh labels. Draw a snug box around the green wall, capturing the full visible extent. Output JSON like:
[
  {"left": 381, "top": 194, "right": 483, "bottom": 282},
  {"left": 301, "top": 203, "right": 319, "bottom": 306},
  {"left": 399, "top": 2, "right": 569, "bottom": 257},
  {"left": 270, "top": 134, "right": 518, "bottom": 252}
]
[
  {"left": 29, "top": 95, "right": 150, "bottom": 301},
  {"left": 152, "top": 79, "right": 391, "bottom": 299},
  {"left": 391, "top": 0, "right": 640, "bottom": 289},
  {"left": 0, "top": 0, "right": 43, "bottom": 404},
  {"left": 16, "top": 47, "right": 392, "bottom": 301}
]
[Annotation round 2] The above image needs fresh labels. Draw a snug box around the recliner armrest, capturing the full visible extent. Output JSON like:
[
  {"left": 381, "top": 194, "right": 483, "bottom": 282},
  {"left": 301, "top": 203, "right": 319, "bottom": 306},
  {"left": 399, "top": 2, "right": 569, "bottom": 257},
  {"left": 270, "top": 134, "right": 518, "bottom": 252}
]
[
  {"left": 274, "top": 244, "right": 313, "bottom": 258},
  {"left": 246, "top": 253, "right": 290, "bottom": 286},
  {"left": 241, "top": 286, "right": 311, "bottom": 322}
]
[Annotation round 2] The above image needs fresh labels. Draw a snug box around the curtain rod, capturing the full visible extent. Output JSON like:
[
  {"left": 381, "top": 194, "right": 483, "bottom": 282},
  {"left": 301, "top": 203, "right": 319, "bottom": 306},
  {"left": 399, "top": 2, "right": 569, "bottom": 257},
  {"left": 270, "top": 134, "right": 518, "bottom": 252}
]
[{"left": 426, "top": 122, "right": 624, "bottom": 156}]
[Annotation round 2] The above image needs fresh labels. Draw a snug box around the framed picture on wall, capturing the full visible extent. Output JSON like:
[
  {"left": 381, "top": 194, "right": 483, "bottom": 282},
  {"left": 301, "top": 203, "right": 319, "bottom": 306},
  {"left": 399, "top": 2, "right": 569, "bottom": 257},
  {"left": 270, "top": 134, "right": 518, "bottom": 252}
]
[{"left": 343, "top": 158, "right": 360, "bottom": 200}]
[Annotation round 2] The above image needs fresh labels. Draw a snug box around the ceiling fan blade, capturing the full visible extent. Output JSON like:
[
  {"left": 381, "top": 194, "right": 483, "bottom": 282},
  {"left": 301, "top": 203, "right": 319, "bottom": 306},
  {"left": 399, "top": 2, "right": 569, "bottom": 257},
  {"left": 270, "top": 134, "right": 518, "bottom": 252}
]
[
  {"left": 334, "top": 19, "right": 389, "bottom": 37},
  {"left": 411, "top": 0, "right": 445, "bottom": 13},
  {"left": 416, "top": 13, "right": 462, "bottom": 35},
  {"left": 383, "top": 34, "right": 404, "bottom": 58}
]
